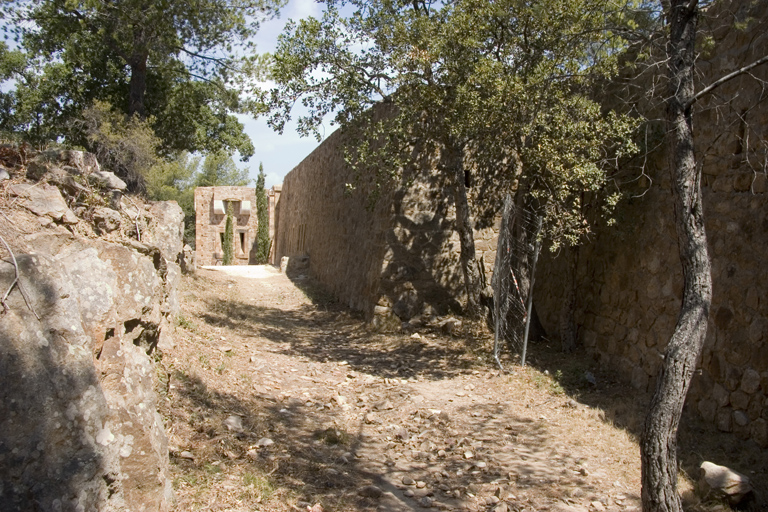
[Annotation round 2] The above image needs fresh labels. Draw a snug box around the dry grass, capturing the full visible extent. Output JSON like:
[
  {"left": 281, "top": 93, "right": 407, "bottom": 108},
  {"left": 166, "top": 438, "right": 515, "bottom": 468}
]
[{"left": 158, "top": 269, "right": 765, "bottom": 512}]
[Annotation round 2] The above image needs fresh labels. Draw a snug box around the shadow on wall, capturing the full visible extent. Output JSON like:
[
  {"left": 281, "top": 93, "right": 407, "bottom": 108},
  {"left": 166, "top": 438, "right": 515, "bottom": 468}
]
[
  {"left": 0, "top": 255, "right": 117, "bottom": 511},
  {"left": 380, "top": 187, "right": 463, "bottom": 320}
]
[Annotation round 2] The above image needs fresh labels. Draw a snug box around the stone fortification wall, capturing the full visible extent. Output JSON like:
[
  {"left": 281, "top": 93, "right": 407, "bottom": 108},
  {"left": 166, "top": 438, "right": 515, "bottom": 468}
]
[
  {"left": 195, "top": 186, "right": 260, "bottom": 266},
  {"left": 274, "top": 129, "right": 392, "bottom": 313},
  {"left": 274, "top": 127, "right": 504, "bottom": 321},
  {"left": 274, "top": 0, "right": 768, "bottom": 445},
  {"left": 268, "top": 185, "right": 281, "bottom": 264},
  {"left": 536, "top": 0, "right": 768, "bottom": 446},
  {"left": 0, "top": 149, "right": 180, "bottom": 510}
]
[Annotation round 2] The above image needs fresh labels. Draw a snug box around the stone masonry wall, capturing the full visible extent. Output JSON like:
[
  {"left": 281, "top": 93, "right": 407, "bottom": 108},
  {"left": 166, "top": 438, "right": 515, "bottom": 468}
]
[
  {"left": 268, "top": 185, "right": 282, "bottom": 264},
  {"left": 274, "top": 126, "right": 505, "bottom": 321},
  {"left": 195, "top": 186, "right": 260, "bottom": 266},
  {"left": 274, "top": 129, "right": 393, "bottom": 314},
  {"left": 274, "top": 0, "right": 768, "bottom": 445},
  {"left": 536, "top": 0, "right": 768, "bottom": 446}
]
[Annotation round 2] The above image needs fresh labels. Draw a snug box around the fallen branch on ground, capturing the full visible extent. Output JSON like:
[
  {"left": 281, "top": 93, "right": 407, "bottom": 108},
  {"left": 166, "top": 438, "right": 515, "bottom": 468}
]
[{"left": 0, "top": 235, "right": 40, "bottom": 320}]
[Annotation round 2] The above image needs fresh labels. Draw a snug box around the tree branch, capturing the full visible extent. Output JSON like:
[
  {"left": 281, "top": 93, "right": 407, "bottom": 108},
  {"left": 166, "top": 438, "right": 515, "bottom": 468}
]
[
  {"left": 0, "top": 235, "right": 40, "bottom": 320},
  {"left": 688, "top": 54, "right": 768, "bottom": 108},
  {"left": 174, "top": 46, "right": 239, "bottom": 72}
]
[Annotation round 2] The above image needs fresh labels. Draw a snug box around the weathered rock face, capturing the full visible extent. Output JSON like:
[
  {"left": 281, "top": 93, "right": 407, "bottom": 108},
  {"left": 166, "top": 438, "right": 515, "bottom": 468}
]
[
  {"left": 699, "top": 461, "right": 753, "bottom": 506},
  {"left": 0, "top": 148, "right": 181, "bottom": 511}
]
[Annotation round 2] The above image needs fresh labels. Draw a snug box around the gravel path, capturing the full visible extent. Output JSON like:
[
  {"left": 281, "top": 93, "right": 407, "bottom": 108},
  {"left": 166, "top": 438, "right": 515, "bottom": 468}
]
[{"left": 162, "top": 267, "right": 644, "bottom": 512}]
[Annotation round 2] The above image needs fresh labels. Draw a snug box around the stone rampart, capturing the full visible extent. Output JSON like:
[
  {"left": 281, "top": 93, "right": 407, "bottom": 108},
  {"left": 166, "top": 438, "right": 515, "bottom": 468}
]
[
  {"left": 274, "top": 129, "right": 393, "bottom": 313},
  {"left": 274, "top": 0, "right": 768, "bottom": 445},
  {"left": 536, "top": 0, "right": 768, "bottom": 446},
  {"left": 274, "top": 127, "right": 504, "bottom": 321}
]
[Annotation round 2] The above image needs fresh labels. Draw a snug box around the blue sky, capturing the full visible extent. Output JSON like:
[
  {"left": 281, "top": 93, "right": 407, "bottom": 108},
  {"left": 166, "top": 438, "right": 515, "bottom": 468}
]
[
  {"left": 0, "top": 0, "right": 331, "bottom": 189},
  {"left": 237, "top": 0, "right": 335, "bottom": 189}
]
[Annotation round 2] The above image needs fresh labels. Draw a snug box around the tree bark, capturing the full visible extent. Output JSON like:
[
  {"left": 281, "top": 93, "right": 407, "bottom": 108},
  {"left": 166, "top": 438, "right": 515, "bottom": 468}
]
[
  {"left": 640, "top": 1, "right": 712, "bottom": 511},
  {"left": 559, "top": 245, "right": 579, "bottom": 353},
  {"left": 448, "top": 142, "right": 484, "bottom": 319},
  {"left": 128, "top": 52, "right": 149, "bottom": 119}
]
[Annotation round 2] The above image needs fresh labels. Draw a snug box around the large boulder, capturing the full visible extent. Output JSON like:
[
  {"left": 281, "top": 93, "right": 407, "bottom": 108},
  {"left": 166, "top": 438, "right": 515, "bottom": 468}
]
[
  {"left": 699, "top": 461, "right": 753, "bottom": 506},
  {"left": 0, "top": 253, "right": 126, "bottom": 511},
  {"left": 9, "top": 183, "right": 79, "bottom": 224},
  {"left": 144, "top": 202, "right": 185, "bottom": 265},
  {"left": 0, "top": 243, "right": 175, "bottom": 511},
  {"left": 0, "top": 149, "right": 179, "bottom": 511}
]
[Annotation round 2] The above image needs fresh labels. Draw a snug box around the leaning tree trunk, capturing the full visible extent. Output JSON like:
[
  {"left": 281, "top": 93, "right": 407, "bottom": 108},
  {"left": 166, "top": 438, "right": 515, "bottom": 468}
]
[
  {"left": 448, "top": 142, "right": 484, "bottom": 319},
  {"left": 640, "top": 2, "right": 712, "bottom": 511}
]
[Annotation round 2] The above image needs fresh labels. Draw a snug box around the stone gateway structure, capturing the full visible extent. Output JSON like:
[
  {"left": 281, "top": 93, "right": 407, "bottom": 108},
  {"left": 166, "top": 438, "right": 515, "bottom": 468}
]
[
  {"left": 195, "top": 186, "right": 261, "bottom": 266},
  {"left": 194, "top": 186, "right": 282, "bottom": 266}
]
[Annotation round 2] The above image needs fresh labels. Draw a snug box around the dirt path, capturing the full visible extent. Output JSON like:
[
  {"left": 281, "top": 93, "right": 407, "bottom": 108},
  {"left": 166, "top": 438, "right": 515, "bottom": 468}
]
[{"left": 161, "top": 267, "right": 647, "bottom": 512}]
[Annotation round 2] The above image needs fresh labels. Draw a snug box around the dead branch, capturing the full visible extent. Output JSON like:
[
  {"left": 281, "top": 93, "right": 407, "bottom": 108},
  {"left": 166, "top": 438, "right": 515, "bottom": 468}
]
[
  {"left": 0, "top": 235, "right": 40, "bottom": 320},
  {"left": 689, "top": 54, "right": 768, "bottom": 109},
  {"left": 125, "top": 196, "right": 143, "bottom": 242}
]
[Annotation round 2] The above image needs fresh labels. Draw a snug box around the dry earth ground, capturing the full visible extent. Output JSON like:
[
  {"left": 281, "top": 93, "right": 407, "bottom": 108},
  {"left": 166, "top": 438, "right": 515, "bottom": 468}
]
[{"left": 158, "top": 267, "right": 767, "bottom": 512}]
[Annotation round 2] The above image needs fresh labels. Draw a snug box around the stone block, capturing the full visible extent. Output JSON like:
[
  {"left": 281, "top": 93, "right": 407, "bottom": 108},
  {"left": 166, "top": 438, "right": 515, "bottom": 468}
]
[
  {"left": 748, "top": 318, "right": 765, "bottom": 344},
  {"left": 740, "top": 368, "right": 761, "bottom": 394},
  {"left": 752, "top": 172, "right": 767, "bottom": 193},
  {"left": 751, "top": 418, "right": 768, "bottom": 448},
  {"left": 712, "top": 383, "right": 730, "bottom": 407},
  {"left": 711, "top": 175, "right": 733, "bottom": 193},
  {"left": 747, "top": 394, "right": 763, "bottom": 420},
  {"left": 733, "top": 173, "right": 753, "bottom": 192},
  {"left": 730, "top": 390, "right": 750, "bottom": 410},
  {"left": 725, "top": 366, "right": 743, "bottom": 391},
  {"left": 631, "top": 367, "right": 648, "bottom": 391},
  {"left": 698, "top": 399, "right": 717, "bottom": 423},
  {"left": 699, "top": 461, "right": 754, "bottom": 506},
  {"left": 733, "top": 410, "right": 750, "bottom": 427},
  {"left": 716, "top": 408, "right": 733, "bottom": 432}
]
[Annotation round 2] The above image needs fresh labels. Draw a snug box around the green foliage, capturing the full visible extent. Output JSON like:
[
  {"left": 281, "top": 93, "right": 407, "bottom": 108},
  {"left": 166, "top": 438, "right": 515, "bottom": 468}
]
[
  {"left": 145, "top": 152, "right": 201, "bottom": 244},
  {"left": 223, "top": 201, "right": 234, "bottom": 265},
  {"left": 0, "top": 41, "right": 66, "bottom": 146},
  {"left": 255, "top": 162, "right": 271, "bottom": 264},
  {"left": 79, "top": 100, "right": 162, "bottom": 192},
  {"left": 1, "top": 0, "right": 282, "bottom": 156},
  {"left": 264, "top": 0, "right": 640, "bottom": 248},
  {"left": 196, "top": 150, "right": 251, "bottom": 187}
]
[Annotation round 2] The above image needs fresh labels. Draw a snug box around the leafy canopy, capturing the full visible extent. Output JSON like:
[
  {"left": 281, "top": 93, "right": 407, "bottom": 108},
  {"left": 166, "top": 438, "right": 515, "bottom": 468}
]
[
  {"left": 196, "top": 150, "right": 251, "bottom": 188},
  {"left": 1, "top": 0, "right": 282, "bottom": 157},
  {"left": 263, "top": 0, "right": 639, "bottom": 247}
]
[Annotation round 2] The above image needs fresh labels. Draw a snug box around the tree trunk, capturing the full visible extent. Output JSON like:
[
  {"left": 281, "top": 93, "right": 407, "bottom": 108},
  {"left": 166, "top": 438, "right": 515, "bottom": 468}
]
[
  {"left": 128, "top": 52, "right": 148, "bottom": 118},
  {"left": 640, "top": 2, "right": 712, "bottom": 511},
  {"left": 448, "top": 143, "right": 483, "bottom": 319},
  {"left": 560, "top": 244, "right": 579, "bottom": 353}
]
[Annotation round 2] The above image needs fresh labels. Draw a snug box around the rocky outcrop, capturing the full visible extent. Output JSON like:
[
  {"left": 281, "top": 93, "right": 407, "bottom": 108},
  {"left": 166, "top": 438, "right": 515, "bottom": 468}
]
[{"left": 0, "top": 148, "right": 180, "bottom": 511}]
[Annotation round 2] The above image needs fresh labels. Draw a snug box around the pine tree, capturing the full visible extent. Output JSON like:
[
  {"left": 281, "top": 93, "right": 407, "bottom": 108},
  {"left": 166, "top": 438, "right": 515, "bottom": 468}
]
[
  {"left": 223, "top": 201, "right": 234, "bottom": 265},
  {"left": 255, "top": 162, "right": 270, "bottom": 264}
]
